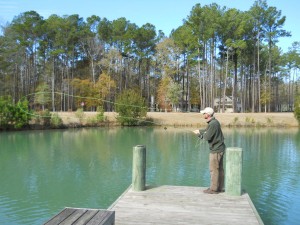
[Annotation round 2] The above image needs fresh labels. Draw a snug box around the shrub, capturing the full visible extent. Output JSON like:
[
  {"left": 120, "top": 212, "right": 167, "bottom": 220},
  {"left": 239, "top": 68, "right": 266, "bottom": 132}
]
[
  {"left": 34, "top": 110, "right": 51, "bottom": 127},
  {"left": 266, "top": 117, "right": 273, "bottom": 124},
  {"left": 115, "top": 89, "right": 147, "bottom": 126},
  {"left": 0, "top": 96, "right": 32, "bottom": 129},
  {"left": 75, "top": 108, "right": 85, "bottom": 124},
  {"left": 294, "top": 96, "right": 300, "bottom": 124},
  {"left": 50, "top": 113, "right": 63, "bottom": 128},
  {"left": 96, "top": 106, "right": 106, "bottom": 122},
  {"left": 0, "top": 97, "right": 16, "bottom": 129},
  {"left": 86, "top": 117, "right": 98, "bottom": 126},
  {"left": 13, "top": 99, "right": 32, "bottom": 128},
  {"left": 245, "top": 117, "right": 251, "bottom": 123}
]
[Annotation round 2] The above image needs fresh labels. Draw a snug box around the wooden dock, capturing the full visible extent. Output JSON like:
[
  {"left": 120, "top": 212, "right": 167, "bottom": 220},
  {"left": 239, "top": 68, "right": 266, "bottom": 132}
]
[
  {"left": 108, "top": 185, "right": 264, "bottom": 225},
  {"left": 44, "top": 146, "right": 264, "bottom": 224}
]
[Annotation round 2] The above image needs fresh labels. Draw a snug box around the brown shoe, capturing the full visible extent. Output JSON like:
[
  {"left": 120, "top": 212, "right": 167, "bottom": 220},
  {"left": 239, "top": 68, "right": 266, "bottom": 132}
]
[{"left": 203, "top": 188, "right": 219, "bottom": 194}]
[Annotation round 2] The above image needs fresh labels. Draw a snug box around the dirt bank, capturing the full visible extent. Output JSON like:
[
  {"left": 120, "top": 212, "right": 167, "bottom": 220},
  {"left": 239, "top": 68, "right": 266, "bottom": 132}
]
[
  {"left": 56, "top": 112, "right": 299, "bottom": 128},
  {"left": 145, "top": 112, "right": 298, "bottom": 127}
]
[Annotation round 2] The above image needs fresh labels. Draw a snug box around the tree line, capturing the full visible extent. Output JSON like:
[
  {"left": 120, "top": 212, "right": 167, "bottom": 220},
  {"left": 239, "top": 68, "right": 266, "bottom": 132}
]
[{"left": 1, "top": 0, "right": 300, "bottom": 114}]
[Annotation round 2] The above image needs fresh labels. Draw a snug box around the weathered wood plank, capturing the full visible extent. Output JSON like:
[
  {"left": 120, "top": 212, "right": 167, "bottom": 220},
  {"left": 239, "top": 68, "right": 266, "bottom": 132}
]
[
  {"left": 72, "top": 209, "right": 99, "bottom": 225},
  {"left": 59, "top": 209, "right": 87, "bottom": 225},
  {"left": 109, "top": 185, "right": 264, "bottom": 225},
  {"left": 44, "top": 208, "right": 115, "bottom": 225},
  {"left": 86, "top": 210, "right": 115, "bottom": 225},
  {"left": 44, "top": 208, "right": 76, "bottom": 225}
]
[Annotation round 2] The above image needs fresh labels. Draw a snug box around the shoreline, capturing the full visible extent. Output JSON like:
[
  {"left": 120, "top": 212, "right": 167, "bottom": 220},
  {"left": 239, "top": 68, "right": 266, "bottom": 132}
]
[{"left": 57, "top": 112, "right": 299, "bottom": 128}]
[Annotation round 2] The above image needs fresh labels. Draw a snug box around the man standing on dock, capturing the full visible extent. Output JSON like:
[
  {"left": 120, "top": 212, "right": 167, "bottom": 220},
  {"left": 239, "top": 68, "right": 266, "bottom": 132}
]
[{"left": 193, "top": 107, "right": 226, "bottom": 194}]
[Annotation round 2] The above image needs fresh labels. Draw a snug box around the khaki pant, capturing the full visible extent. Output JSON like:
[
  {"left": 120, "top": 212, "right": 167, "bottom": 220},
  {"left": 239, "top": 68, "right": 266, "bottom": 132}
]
[{"left": 209, "top": 151, "right": 224, "bottom": 192}]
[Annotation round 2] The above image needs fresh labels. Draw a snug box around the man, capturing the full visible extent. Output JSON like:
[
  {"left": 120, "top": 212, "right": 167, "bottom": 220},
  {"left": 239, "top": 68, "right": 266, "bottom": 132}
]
[{"left": 193, "top": 107, "right": 226, "bottom": 194}]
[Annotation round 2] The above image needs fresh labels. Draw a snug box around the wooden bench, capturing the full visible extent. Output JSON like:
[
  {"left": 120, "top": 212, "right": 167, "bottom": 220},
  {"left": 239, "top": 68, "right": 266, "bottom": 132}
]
[{"left": 43, "top": 207, "right": 115, "bottom": 225}]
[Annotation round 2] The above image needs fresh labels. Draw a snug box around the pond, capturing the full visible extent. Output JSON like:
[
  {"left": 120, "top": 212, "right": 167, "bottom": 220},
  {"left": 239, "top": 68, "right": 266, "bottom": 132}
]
[{"left": 0, "top": 127, "right": 299, "bottom": 225}]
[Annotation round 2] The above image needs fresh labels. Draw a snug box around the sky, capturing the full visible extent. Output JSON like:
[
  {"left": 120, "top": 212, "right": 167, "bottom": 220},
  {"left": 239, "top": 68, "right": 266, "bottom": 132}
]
[{"left": 0, "top": 0, "right": 298, "bottom": 52}]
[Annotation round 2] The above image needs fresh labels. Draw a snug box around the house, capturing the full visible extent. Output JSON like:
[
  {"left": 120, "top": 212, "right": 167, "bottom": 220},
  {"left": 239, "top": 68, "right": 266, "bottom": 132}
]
[{"left": 214, "top": 96, "right": 241, "bottom": 113}]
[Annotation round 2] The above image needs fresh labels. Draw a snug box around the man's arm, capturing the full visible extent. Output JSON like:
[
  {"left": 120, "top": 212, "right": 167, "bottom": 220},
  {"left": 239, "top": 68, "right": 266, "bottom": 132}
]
[{"left": 203, "top": 123, "right": 217, "bottom": 141}]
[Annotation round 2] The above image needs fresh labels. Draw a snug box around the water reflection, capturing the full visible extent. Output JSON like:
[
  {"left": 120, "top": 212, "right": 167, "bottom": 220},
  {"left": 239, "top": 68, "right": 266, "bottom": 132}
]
[
  {"left": 0, "top": 127, "right": 299, "bottom": 225},
  {"left": 224, "top": 127, "right": 300, "bottom": 225}
]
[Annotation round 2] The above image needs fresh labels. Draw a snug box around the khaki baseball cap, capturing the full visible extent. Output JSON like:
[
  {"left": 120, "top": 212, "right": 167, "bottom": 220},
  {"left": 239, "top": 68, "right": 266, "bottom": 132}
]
[{"left": 200, "top": 107, "right": 214, "bottom": 116}]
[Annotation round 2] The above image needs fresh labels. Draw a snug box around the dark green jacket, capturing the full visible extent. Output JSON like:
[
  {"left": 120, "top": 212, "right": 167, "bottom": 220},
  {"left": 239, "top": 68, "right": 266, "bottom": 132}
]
[{"left": 201, "top": 117, "right": 226, "bottom": 153}]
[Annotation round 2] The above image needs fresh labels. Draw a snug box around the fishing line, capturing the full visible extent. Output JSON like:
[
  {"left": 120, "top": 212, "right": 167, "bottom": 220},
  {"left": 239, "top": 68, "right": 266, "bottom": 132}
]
[
  {"left": 19, "top": 92, "right": 205, "bottom": 150},
  {"left": 25, "top": 91, "right": 150, "bottom": 110},
  {"left": 19, "top": 91, "right": 164, "bottom": 126},
  {"left": 19, "top": 91, "right": 205, "bottom": 143},
  {"left": 194, "top": 136, "right": 207, "bottom": 149}
]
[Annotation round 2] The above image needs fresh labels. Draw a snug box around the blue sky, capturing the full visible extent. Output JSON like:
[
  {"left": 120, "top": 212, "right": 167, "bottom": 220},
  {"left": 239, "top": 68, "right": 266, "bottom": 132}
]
[{"left": 0, "top": 0, "right": 298, "bottom": 52}]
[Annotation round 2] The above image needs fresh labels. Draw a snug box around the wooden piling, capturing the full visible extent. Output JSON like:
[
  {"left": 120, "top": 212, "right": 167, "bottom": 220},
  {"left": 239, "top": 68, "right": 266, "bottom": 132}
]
[
  {"left": 225, "top": 147, "right": 243, "bottom": 196},
  {"left": 132, "top": 145, "right": 146, "bottom": 191}
]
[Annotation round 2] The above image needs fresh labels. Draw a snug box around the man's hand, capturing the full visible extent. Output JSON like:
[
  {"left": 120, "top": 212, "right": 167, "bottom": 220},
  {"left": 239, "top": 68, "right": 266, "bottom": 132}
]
[
  {"left": 193, "top": 130, "right": 200, "bottom": 134},
  {"left": 194, "top": 129, "right": 205, "bottom": 139}
]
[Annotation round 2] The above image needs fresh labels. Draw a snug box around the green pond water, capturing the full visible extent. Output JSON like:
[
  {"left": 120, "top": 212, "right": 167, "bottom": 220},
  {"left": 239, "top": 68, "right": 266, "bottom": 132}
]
[{"left": 0, "top": 127, "right": 299, "bottom": 225}]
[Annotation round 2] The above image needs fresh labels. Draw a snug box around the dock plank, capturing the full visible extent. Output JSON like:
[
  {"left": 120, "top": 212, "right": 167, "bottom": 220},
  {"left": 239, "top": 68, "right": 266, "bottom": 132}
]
[
  {"left": 86, "top": 211, "right": 115, "bottom": 225},
  {"left": 73, "top": 210, "right": 99, "bottom": 225},
  {"left": 44, "top": 208, "right": 115, "bottom": 225},
  {"left": 109, "top": 185, "right": 264, "bottom": 225},
  {"left": 44, "top": 208, "right": 76, "bottom": 225},
  {"left": 59, "top": 209, "right": 87, "bottom": 225}
]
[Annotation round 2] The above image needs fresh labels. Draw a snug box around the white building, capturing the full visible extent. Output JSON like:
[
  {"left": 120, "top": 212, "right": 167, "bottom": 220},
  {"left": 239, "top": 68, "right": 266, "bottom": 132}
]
[{"left": 214, "top": 96, "right": 241, "bottom": 113}]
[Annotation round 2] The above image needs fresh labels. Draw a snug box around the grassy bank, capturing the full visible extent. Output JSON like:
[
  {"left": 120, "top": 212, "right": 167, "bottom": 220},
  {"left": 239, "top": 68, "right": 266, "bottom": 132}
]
[{"left": 56, "top": 112, "right": 299, "bottom": 128}]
